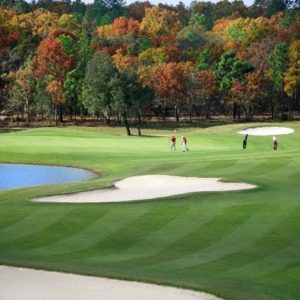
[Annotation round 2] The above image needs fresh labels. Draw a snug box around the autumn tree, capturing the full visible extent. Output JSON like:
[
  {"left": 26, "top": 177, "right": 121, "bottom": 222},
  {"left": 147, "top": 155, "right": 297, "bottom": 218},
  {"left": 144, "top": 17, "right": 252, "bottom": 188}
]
[
  {"left": 127, "top": 1, "right": 152, "bottom": 21},
  {"left": 138, "top": 47, "right": 167, "bottom": 65},
  {"left": 9, "top": 61, "right": 36, "bottom": 124},
  {"left": 140, "top": 7, "right": 182, "bottom": 38},
  {"left": 186, "top": 69, "right": 218, "bottom": 120},
  {"left": 97, "top": 16, "right": 140, "bottom": 39},
  {"left": 112, "top": 49, "right": 137, "bottom": 72},
  {"left": 284, "top": 40, "right": 300, "bottom": 107},
  {"left": 230, "top": 70, "right": 268, "bottom": 119},
  {"left": 33, "top": 31, "right": 76, "bottom": 123},
  {"left": 138, "top": 61, "right": 192, "bottom": 123}
]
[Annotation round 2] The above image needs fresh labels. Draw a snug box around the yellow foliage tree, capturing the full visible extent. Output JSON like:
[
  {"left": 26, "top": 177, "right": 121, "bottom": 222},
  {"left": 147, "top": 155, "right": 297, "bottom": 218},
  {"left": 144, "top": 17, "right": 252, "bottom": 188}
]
[
  {"left": 284, "top": 40, "right": 300, "bottom": 98},
  {"left": 140, "top": 7, "right": 182, "bottom": 38}
]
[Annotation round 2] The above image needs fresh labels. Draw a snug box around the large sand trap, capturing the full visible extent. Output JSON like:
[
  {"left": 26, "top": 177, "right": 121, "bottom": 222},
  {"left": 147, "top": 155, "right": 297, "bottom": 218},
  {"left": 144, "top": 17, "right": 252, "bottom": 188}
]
[
  {"left": 238, "top": 126, "right": 294, "bottom": 136},
  {"left": 32, "top": 175, "right": 256, "bottom": 203},
  {"left": 0, "top": 266, "right": 222, "bottom": 300}
]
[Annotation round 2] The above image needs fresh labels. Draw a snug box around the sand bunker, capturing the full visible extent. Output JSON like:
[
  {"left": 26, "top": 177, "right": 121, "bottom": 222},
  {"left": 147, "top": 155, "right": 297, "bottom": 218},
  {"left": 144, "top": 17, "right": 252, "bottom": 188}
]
[
  {"left": 238, "top": 126, "right": 294, "bottom": 136},
  {"left": 0, "top": 266, "right": 222, "bottom": 300},
  {"left": 32, "top": 175, "right": 256, "bottom": 203}
]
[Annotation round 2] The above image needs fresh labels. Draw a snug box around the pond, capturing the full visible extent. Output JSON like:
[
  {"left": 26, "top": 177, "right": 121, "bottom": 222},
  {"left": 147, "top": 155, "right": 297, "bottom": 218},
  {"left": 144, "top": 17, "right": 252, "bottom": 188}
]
[{"left": 0, "top": 163, "right": 97, "bottom": 191}]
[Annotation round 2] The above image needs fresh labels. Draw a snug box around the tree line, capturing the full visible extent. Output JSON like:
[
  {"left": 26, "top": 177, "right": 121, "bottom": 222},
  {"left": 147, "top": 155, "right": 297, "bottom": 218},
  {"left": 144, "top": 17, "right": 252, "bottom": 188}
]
[{"left": 0, "top": 0, "right": 299, "bottom": 135}]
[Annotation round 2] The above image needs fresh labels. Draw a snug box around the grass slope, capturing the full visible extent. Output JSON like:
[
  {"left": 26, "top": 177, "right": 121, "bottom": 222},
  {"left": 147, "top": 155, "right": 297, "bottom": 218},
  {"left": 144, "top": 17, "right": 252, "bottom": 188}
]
[{"left": 0, "top": 123, "right": 299, "bottom": 300}]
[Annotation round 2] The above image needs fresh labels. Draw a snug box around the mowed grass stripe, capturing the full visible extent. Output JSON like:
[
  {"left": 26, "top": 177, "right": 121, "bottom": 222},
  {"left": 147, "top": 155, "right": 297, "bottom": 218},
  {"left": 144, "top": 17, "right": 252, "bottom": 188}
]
[
  {"left": 0, "top": 207, "right": 73, "bottom": 243},
  {"left": 80, "top": 204, "right": 227, "bottom": 264},
  {"left": 0, "top": 207, "right": 107, "bottom": 251},
  {"left": 29, "top": 206, "right": 152, "bottom": 256},
  {"left": 0, "top": 207, "right": 35, "bottom": 233},
  {"left": 115, "top": 204, "right": 262, "bottom": 269},
  {"left": 69, "top": 205, "right": 188, "bottom": 258},
  {"left": 187, "top": 205, "right": 300, "bottom": 276},
  {"left": 154, "top": 203, "right": 295, "bottom": 270}
]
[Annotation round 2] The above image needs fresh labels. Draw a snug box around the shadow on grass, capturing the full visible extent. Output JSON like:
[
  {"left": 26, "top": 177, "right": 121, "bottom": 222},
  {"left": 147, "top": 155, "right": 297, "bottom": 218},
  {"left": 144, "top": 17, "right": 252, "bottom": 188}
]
[{"left": 0, "top": 128, "right": 27, "bottom": 134}]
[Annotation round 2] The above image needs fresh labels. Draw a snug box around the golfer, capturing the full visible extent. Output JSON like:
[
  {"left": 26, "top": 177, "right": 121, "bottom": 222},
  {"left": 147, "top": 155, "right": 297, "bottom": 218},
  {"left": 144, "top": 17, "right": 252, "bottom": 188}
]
[
  {"left": 170, "top": 135, "right": 176, "bottom": 151},
  {"left": 273, "top": 135, "right": 278, "bottom": 150},
  {"left": 181, "top": 136, "right": 189, "bottom": 152},
  {"left": 243, "top": 134, "right": 248, "bottom": 149}
]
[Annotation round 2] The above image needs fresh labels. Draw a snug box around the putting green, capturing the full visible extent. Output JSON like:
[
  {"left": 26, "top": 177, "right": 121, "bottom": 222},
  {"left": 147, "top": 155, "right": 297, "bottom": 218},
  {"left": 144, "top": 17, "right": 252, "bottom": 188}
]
[{"left": 0, "top": 122, "right": 299, "bottom": 300}]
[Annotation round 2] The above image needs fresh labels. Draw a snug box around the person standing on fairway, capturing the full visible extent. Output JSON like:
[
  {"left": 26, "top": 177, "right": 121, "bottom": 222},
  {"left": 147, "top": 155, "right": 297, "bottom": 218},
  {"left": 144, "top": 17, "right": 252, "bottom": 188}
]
[
  {"left": 243, "top": 134, "right": 248, "bottom": 149},
  {"left": 181, "top": 136, "right": 189, "bottom": 152},
  {"left": 170, "top": 135, "right": 176, "bottom": 151},
  {"left": 273, "top": 135, "right": 278, "bottom": 150}
]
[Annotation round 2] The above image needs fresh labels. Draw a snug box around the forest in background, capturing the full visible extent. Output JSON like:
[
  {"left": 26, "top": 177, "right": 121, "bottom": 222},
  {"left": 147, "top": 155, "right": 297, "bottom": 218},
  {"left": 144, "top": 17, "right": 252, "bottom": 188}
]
[{"left": 0, "top": 0, "right": 299, "bottom": 134}]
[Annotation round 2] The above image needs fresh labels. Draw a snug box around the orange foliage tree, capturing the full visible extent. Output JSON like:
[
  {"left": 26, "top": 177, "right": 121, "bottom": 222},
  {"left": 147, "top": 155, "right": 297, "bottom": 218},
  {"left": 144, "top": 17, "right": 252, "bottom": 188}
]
[
  {"left": 33, "top": 33, "right": 75, "bottom": 122},
  {"left": 138, "top": 61, "right": 192, "bottom": 122},
  {"left": 97, "top": 17, "right": 140, "bottom": 39}
]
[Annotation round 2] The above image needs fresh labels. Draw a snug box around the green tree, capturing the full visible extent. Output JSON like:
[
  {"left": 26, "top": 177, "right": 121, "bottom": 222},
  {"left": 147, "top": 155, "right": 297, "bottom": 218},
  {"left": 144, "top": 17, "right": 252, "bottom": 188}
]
[
  {"left": 269, "top": 43, "right": 289, "bottom": 117},
  {"left": 14, "top": 0, "right": 31, "bottom": 12},
  {"left": 81, "top": 51, "right": 117, "bottom": 123},
  {"left": 215, "top": 50, "right": 254, "bottom": 92},
  {"left": 72, "top": 0, "right": 86, "bottom": 21},
  {"left": 189, "top": 13, "right": 212, "bottom": 31},
  {"left": 269, "top": 43, "right": 289, "bottom": 92},
  {"left": 176, "top": 25, "right": 206, "bottom": 57},
  {"left": 64, "top": 32, "right": 92, "bottom": 121},
  {"left": 215, "top": 50, "right": 254, "bottom": 118},
  {"left": 110, "top": 69, "right": 153, "bottom": 136}
]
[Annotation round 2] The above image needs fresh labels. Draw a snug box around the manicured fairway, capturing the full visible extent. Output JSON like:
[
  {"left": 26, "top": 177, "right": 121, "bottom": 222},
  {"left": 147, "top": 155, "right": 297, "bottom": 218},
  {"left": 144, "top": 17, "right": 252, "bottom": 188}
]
[{"left": 0, "top": 123, "right": 299, "bottom": 300}]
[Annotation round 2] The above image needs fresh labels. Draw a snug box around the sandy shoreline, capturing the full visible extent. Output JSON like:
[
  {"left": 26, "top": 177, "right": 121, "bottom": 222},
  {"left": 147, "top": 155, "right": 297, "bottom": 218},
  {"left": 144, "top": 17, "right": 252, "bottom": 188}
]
[
  {"left": 32, "top": 175, "right": 256, "bottom": 203},
  {"left": 0, "top": 266, "right": 222, "bottom": 300}
]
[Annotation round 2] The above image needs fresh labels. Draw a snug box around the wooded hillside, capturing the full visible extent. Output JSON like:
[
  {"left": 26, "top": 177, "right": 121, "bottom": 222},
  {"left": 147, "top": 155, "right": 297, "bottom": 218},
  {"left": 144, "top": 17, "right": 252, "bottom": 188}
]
[{"left": 0, "top": 0, "right": 299, "bottom": 134}]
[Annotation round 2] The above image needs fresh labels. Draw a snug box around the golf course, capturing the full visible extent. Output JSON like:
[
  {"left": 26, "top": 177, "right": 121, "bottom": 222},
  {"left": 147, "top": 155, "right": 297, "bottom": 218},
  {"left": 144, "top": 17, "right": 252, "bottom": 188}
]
[{"left": 0, "top": 122, "right": 299, "bottom": 300}]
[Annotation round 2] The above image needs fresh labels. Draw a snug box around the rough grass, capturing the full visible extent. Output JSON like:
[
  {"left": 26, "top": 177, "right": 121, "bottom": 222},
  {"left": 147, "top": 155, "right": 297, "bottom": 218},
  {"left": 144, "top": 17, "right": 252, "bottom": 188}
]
[{"left": 0, "top": 122, "right": 300, "bottom": 300}]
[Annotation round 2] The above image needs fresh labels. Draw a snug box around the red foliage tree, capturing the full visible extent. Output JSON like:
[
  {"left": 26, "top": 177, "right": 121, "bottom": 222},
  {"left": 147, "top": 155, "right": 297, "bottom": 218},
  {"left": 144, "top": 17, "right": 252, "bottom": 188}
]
[{"left": 0, "top": 26, "right": 20, "bottom": 50}]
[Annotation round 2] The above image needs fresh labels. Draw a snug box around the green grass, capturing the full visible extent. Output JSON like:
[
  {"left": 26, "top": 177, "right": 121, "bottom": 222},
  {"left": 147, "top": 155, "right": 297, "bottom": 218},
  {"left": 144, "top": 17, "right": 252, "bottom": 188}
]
[{"left": 0, "top": 122, "right": 299, "bottom": 300}]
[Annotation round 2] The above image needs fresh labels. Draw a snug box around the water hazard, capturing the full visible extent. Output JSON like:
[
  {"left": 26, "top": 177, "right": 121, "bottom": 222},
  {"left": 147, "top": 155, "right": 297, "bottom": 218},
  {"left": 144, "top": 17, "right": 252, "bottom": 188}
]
[{"left": 0, "top": 163, "right": 96, "bottom": 191}]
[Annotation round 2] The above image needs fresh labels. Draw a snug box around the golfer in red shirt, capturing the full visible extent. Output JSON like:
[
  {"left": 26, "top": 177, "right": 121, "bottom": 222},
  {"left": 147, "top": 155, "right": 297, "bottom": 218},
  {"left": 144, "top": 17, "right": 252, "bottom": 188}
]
[{"left": 170, "top": 135, "right": 176, "bottom": 151}]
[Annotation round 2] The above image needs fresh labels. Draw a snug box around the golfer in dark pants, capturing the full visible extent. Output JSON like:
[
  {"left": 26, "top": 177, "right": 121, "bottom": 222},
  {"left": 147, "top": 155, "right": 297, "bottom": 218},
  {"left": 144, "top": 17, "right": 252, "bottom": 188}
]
[{"left": 243, "top": 134, "right": 248, "bottom": 149}]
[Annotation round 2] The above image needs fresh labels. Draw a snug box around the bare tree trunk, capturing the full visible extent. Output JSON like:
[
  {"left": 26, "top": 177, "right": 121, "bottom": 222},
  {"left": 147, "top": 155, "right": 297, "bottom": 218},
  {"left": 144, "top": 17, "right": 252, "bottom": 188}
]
[
  {"left": 162, "top": 100, "right": 167, "bottom": 125},
  {"left": 59, "top": 104, "right": 63, "bottom": 123},
  {"left": 205, "top": 97, "right": 210, "bottom": 119},
  {"left": 136, "top": 114, "right": 142, "bottom": 136},
  {"left": 123, "top": 113, "right": 131, "bottom": 136},
  {"left": 175, "top": 104, "right": 179, "bottom": 123},
  {"left": 270, "top": 97, "right": 274, "bottom": 119},
  {"left": 189, "top": 101, "right": 192, "bottom": 123},
  {"left": 233, "top": 103, "right": 237, "bottom": 119},
  {"left": 55, "top": 106, "right": 58, "bottom": 126}
]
